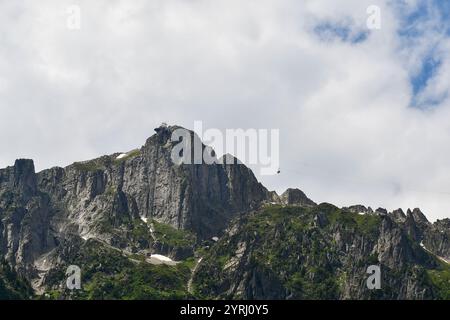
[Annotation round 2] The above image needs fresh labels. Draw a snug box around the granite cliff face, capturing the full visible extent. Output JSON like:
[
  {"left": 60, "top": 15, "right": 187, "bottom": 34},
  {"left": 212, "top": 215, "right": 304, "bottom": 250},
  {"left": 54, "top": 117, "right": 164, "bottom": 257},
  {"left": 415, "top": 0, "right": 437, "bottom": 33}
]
[
  {"left": 37, "top": 125, "right": 269, "bottom": 241},
  {"left": 0, "top": 125, "right": 449, "bottom": 299},
  {"left": 0, "top": 125, "right": 271, "bottom": 292},
  {"left": 0, "top": 159, "right": 55, "bottom": 281}
]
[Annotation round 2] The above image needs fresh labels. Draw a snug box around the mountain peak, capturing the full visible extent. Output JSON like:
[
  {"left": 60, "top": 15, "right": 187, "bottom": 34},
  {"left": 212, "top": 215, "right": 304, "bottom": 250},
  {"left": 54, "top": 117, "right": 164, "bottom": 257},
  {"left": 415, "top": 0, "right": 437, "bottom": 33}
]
[
  {"left": 280, "top": 188, "right": 316, "bottom": 207},
  {"left": 0, "top": 158, "right": 37, "bottom": 200},
  {"left": 407, "top": 208, "right": 430, "bottom": 224}
]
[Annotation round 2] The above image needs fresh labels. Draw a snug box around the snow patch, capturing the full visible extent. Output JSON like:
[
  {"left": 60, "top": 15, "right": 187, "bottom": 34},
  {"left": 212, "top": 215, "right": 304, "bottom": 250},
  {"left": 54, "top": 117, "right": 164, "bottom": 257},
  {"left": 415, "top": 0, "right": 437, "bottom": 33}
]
[
  {"left": 141, "top": 216, "right": 148, "bottom": 223},
  {"left": 151, "top": 254, "right": 173, "bottom": 262},
  {"left": 212, "top": 236, "right": 219, "bottom": 242},
  {"left": 116, "top": 153, "right": 127, "bottom": 159},
  {"left": 80, "top": 232, "right": 91, "bottom": 241},
  {"left": 420, "top": 241, "right": 449, "bottom": 264},
  {"left": 147, "top": 254, "right": 177, "bottom": 265},
  {"left": 439, "top": 256, "right": 450, "bottom": 264}
]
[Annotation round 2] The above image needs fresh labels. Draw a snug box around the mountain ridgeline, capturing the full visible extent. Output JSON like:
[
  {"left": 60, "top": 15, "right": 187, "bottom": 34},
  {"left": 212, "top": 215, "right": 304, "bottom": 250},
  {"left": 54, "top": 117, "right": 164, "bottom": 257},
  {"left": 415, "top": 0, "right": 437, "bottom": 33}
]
[{"left": 0, "top": 125, "right": 448, "bottom": 300}]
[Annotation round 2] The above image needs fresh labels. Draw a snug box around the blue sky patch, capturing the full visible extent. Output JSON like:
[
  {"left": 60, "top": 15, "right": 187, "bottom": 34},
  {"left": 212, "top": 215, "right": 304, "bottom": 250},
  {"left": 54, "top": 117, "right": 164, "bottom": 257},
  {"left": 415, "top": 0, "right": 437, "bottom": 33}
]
[
  {"left": 314, "top": 22, "right": 369, "bottom": 44},
  {"left": 392, "top": 0, "right": 450, "bottom": 108},
  {"left": 411, "top": 53, "right": 441, "bottom": 96}
]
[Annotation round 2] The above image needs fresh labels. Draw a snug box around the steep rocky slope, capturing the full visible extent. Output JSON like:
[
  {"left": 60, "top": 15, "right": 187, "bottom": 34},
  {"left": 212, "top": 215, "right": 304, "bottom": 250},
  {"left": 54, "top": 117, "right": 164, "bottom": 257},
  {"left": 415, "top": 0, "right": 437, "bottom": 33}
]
[
  {"left": 0, "top": 124, "right": 448, "bottom": 299},
  {"left": 192, "top": 204, "right": 449, "bottom": 299}
]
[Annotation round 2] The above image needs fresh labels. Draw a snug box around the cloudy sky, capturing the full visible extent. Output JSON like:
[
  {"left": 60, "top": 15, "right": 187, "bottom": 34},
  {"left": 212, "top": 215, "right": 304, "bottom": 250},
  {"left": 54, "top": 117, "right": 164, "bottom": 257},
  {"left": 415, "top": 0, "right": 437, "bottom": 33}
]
[{"left": 1, "top": 0, "right": 450, "bottom": 221}]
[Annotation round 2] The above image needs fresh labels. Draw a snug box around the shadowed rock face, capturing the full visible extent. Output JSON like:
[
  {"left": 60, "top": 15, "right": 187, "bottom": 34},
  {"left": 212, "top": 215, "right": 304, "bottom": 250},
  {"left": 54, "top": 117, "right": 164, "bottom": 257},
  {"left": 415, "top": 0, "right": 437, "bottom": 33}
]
[
  {"left": 424, "top": 219, "right": 450, "bottom": 260},
  {"left": 0, "top": 159, "right": 37, "bottom": 201}
]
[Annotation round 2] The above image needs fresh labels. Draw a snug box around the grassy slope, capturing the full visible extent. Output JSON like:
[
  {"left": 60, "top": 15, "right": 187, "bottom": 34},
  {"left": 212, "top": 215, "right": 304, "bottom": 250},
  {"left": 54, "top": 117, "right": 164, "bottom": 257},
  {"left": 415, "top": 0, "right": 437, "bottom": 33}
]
[{"left": 43, "top": 222, "right": 196, "bottom": 300}]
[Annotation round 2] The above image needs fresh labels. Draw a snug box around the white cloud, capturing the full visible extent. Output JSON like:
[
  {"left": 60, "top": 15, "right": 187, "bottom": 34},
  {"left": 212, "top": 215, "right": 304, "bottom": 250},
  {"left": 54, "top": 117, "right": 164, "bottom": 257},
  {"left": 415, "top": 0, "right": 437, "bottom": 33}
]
[{"left": 0, "top": 0, "right": 449, "bottom": 221}]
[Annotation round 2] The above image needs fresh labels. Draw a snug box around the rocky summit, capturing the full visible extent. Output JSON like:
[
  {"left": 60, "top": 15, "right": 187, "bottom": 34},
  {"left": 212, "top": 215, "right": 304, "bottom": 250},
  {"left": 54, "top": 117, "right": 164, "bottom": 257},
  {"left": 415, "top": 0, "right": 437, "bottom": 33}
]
[{"left": 0, "top": 125, "right": 449, "bottom": 300}]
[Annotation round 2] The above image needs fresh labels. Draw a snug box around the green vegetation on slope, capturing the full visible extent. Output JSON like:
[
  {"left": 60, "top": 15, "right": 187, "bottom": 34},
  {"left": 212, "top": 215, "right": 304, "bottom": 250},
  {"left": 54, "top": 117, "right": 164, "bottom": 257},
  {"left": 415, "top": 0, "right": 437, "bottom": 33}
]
[
  {"left": 314, "top": 203, "right": 381, "bottom": 236},
  {"left": 195, "top": 204, "right": 438, "bottom": 299},
  {"left": 194, "top": 205, "right": 346, "bottom": 299},
  {"left": 73, "top": 149, "right": 142, "bottom": 172},
  {"left": 113, "top": 149, "right": 142, "bottom": 164},
  {"left": 0, "top": 260, "right": 33, "bottom": 300},
  {"left": 152, "top": 219, "right": 196, "bottom": 248},
  {"left": 73, "top": 158, "right": 108, "bottom": 172},
  {"left": 83, "top": 262, "right": 191, "bottom": 300},
  {"left": 427, "top": 262, "right": 450, "bottom": 299},
  {"left": 43, "top": 239, "right": 192, "bottom": 300}
]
